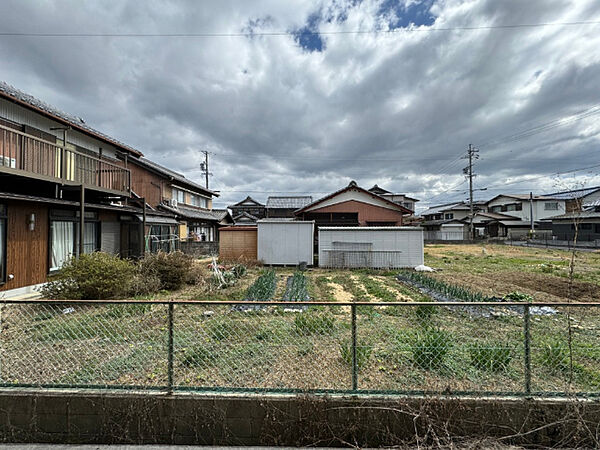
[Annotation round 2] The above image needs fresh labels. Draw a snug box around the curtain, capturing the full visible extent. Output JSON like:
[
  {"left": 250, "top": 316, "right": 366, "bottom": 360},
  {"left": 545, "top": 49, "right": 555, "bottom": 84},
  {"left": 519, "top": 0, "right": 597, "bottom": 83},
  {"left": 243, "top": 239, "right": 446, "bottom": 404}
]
[
  {"left": 51, "top": 221, "right": 74, "bottom": 270},
  {"left": 83, "top": 222, "right": 97, "bottom": 254}
]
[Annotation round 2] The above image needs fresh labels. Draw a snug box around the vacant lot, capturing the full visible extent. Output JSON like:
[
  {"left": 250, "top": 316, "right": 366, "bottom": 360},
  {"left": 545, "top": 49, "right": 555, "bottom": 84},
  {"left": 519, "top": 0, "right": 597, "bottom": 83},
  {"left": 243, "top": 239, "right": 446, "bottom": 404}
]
[{"left": 424, "top": 243, "right": 600, "bottom": 302}]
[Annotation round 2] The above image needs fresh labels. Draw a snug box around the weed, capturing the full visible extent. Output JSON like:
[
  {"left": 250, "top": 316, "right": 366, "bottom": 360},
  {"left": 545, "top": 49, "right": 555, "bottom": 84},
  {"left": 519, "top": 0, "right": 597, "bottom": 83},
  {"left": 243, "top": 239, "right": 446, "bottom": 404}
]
[
  {"left": 469, "top": 343, "right": 513, "bottom": 372},
  {"left": 181, "top": 343, "right": 217, "bottom": 367},
  {"left": 411, "top": 328, "right": 452, "bottom": 370},
  {"left": 415, "top": 303, "right": 437, "bottom": 327},
  {"left": 294, "top": 312, "right": 336, "bottom": 336},
  {"left": 339, "top": 339, "right": 373, "bottom": 369},
  {"left": 358, "top": 275, "right": 397, "bottom": 302}
]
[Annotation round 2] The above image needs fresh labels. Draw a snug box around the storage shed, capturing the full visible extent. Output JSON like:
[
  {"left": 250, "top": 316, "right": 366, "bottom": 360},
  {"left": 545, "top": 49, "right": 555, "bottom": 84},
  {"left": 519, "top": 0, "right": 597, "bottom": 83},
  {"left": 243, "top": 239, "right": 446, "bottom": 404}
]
[
  {"left": 318, "top": 227, "right": 423, "bottom": 268},
  {"left": 257, "top": 220, "right": 314, "bottom": 265},
  {"left": 219, "top": 226, "right": 257, "bottom": 261}
]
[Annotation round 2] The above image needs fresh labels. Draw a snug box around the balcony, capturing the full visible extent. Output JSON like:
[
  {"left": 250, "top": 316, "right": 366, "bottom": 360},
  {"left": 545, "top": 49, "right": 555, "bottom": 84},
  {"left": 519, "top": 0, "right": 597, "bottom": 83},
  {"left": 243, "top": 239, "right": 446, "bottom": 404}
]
[{"left": 0, "top": 124, "right": 130, "bottom": 196}]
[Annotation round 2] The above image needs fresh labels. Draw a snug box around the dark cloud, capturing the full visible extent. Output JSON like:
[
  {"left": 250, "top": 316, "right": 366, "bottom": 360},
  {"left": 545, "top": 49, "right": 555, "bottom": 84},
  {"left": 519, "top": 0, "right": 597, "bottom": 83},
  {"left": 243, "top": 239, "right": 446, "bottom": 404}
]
[{"left": 0, "top": 0, "right": 599, "bottom": 210}]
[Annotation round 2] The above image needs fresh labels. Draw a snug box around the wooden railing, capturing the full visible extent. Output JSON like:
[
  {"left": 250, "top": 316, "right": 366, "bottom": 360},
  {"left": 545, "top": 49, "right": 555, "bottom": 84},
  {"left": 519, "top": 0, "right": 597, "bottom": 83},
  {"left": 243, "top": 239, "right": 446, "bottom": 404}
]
[{"left": 0, "top": 124, "right": 131, "bottom": 195}]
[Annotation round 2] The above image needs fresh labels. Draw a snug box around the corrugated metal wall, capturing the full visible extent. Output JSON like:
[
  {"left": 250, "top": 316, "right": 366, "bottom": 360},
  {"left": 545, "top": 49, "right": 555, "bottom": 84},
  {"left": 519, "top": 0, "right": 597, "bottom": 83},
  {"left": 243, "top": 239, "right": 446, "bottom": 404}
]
[
  {"left": 318, "top": 227, "right": 424, "bottom": 268},
  {"left": 257, "top": 221, "right": 314, "bottom": 265}
]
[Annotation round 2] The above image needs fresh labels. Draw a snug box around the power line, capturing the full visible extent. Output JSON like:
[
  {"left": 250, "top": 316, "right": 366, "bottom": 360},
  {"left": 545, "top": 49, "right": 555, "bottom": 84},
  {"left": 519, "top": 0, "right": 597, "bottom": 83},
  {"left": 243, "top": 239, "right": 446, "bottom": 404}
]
[{"left": 1, "top": 20, "right": 599, "bottom": 38}]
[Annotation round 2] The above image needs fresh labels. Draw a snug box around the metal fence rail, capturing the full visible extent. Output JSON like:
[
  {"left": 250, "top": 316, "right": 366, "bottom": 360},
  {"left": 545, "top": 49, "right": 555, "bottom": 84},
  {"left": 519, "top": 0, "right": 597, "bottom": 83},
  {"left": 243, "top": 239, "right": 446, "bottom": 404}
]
[{"left": 0, "top": 300, "right": 599, "bottom": 397}]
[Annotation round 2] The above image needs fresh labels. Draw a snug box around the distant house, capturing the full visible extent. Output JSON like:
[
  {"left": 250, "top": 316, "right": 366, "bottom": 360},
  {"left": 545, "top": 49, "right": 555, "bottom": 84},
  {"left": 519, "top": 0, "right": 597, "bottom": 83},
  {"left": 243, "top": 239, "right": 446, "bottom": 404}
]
[
  {"left": 232, "top": 211, "right": 260, "bottom": 226},
  {"left": 295, "top": 181, "right": 412, "bottom": 227},
  {"left": 544, "top": 186, "right": 600, "bottom": 213},
  {"left": 266, "top": 196, "right": 312, "bottom": 218},
  {"left": 367, "top": 185, "right": 419, "bottom": 213},
  {"left": 548, "top": 205, "right": 600, "bottom": 241},
  {"left": 420, "top": 202, "right": 486, "bottom": 240},
  {"left": 229, "top": 196, "right": 265, "bottom": 221}
]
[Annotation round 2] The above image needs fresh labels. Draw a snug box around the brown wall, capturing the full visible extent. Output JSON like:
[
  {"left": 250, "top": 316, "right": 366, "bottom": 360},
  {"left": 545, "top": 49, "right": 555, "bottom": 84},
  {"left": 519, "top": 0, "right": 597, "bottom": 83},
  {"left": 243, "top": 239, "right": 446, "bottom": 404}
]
[
  {"left": 122, "top": 162, "right": 166, "bottom": 208},
  {"left": 0, "top": 201, "right": 49, "bottom": 292},
  {"left": 306, "top": 200, "right": 404, "bottom": 226},
  {"left": 219, "top": 227, "right": 257, "bottom": 260}
]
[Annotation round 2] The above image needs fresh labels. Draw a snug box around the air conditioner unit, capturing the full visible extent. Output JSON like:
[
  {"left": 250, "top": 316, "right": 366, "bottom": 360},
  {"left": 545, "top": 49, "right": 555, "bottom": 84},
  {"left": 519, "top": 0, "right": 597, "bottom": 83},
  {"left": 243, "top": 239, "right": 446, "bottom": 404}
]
[
  {"left": 170, "top": 198, "right": 178, "bottom": 208},
  {"left": 0, "top": 156, "right": 16, "bottom": 168}
]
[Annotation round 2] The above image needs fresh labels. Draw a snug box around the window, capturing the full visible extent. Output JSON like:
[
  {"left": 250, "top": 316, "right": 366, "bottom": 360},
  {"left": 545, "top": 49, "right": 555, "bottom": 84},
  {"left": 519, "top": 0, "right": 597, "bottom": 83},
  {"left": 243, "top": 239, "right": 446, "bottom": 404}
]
[
  {"left": 545, "top": 202, "right": 559, "bottom": 211},
  {"left": 172, "top": 188, "right": 185, "bottom": 204},
  {"left": 580, "top": 224, "right": 592, "bottom": 230},
  {"left": 49, "top": 210, "right": 99, "bottom": 271},
  {"left": 190, "top": 194, "right": 208, "bottom": 208},
  {"left": 403, "top": 202, "right": 413, "bottom": 210},
  {"left": 444, "top": 213, "right": 454, "bottom": 219},
  {"left": 595, "top": 224, "right": 600, "bottom": 234},
  {"left": 0, "top": 204, "right": 6, "bottom": 283},
  {"left": 149, "top": 224, "right": 176, "bottom": 253},
  {"left": 491, "top": 205, "right": 502, "bottom": 213}
]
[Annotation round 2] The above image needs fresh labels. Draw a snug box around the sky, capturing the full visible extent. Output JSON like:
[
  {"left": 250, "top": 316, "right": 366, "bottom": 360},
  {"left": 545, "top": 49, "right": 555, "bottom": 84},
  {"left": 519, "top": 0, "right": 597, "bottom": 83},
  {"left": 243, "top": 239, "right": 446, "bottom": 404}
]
[{"left": 0, "top": 0, "right": 599, "bottom": 211}]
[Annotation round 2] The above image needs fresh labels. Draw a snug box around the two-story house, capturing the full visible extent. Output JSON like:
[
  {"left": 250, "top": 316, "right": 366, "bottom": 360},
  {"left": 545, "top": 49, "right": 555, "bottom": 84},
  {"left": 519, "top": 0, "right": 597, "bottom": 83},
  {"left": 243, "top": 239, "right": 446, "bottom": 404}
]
[
  {"left": 228, "top": 196, "right": 266, "bottom": 225},
  {"left": 367, "top": 185, "right": 419, "bottom": 213},
  {"left": 0, "top": 81, "right": 180, "bottom": 296},
  {"left": 121, "top": 156, "right": 230, "bottom": 246}
]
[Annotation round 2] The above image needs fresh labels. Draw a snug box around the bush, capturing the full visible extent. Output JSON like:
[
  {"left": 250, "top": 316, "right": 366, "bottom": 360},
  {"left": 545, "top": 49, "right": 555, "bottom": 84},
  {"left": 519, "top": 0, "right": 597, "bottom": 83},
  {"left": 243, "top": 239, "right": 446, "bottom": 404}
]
[
  {"left": 40, "top": 252, "right": 135, "bottom": 299},
  {"left": 412, "top": 328, "right": 452, "bottom": 370},
  {"left": 294, "top": 312, "right": 336, "bottom": 336},
  {"left": 137, "top": 251, "right": 194, "bottom": 291},
  {"left": 340, "top": 339, "right": 373, "bottom": 369},
  {"left": 503, "top": 291, "right": 533, "bottom": 302},
  {"left": 469, "top": 343, "right": 513, "bottom": 372}
]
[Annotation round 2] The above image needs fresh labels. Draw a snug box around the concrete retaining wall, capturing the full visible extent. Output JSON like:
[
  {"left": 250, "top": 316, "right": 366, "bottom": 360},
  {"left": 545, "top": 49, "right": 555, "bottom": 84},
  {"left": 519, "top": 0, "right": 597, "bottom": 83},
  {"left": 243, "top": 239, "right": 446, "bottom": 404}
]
[{"left": 0, "top": 390, "right": 599, "bottom": 446}]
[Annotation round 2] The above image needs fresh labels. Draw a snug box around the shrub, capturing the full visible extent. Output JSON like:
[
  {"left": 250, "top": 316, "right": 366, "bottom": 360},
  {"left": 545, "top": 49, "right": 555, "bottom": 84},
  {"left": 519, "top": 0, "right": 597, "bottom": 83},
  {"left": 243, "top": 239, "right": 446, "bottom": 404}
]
[
  {"left": 411, "top": 328, "right": 452, "bottom": 370},
  {"left": 339, "top": 339, "right": 373, "bottom": 369},
  {"left": 469, "top": 343, "right": 513, "bottom": 372},
  {"left": 137, "top": 251, "right": 194, "bottom": 291},
  {"left": 40, "top": 252, "right": 135, "bottom": 299},
  {"left": 294, "top": 312, "right": 336, "bottom": 336}
]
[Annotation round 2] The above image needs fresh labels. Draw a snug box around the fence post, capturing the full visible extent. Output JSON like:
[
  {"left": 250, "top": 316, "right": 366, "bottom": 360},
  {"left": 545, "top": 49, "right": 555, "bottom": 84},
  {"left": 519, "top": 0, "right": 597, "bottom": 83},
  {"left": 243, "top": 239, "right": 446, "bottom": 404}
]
[
  {"left": 351, "top": 303, "right": 358, "bottom": 392},
  {"left": 523, "top": 303, "right": 531, "bottom": 396},
  {"left": 167, "top": 302, "right": 174, "bottom": 394}
]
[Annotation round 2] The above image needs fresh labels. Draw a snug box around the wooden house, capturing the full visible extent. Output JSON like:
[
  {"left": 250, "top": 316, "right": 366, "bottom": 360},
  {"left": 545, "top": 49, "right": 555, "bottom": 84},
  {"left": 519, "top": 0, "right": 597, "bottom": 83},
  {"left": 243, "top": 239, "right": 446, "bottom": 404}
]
[
  {"left": 229, "top": 196, "right": 265, "bottom": 221},
  {"left": 266, "top": 196, "right": 312, "bottom": 218},
  {"left": 295, "top": 181, "right": 412, "bottom": 226}
]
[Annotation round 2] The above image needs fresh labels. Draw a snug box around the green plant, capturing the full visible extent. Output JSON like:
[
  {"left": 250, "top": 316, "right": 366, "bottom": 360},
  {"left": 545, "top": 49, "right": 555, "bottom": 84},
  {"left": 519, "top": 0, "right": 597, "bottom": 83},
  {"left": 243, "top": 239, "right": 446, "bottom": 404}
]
[
  {"left": 40, "top": 252, "right": 136, "bottom": 299},
  {"left": 469, "top": 343, "right": 513, "bottom": 372},
  {"left": 285, "top": 271, "right": 310, "bottom": 301},
  {"left": 415, "top": 303, "right": 437, "bottom": 326},
  {"left": 398, "top": 270, "right": 492, "bottom": 302},
  {"left": 206, "top": 318, "right": 237, "bottom": 341},
  {"left": 358, "top": 275, "right": 397, "bottom": 302},
  {"left": 294, "top": 312, "right": 336, "bottom": 336},
  {"left": 245, "top": 269, "right": 277, "bottom": 301},
  {"left": 339, "top": 339, "right": 373, "bottom": 369},
  {"left": 181, "top": 342, "right": 217, "bottom": 367},
  {"left": 137, "top": 251, "right": 195, "bottom": 291},
  {"left": 541, "top": 340, "right": 570, "bottom": 373},
  {"left": 502, "top": 291, "right": 533, "bottom": 302},
  {"left": 411, "top": 328, "right": 452, "bottom": 370},
  {"left": 104, "top": 303, "right": 152, "bottom": 319}
]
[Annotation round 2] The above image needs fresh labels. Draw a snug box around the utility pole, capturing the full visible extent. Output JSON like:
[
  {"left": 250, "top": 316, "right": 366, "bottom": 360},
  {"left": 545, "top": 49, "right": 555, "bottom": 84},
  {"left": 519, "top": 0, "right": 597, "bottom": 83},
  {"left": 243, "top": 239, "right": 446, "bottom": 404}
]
[
  {"left": 200, "top": 150, "right": 212, "bottom": 189},
  {"left": 463, "top": 144, "right": 479, "bottom": 240}
]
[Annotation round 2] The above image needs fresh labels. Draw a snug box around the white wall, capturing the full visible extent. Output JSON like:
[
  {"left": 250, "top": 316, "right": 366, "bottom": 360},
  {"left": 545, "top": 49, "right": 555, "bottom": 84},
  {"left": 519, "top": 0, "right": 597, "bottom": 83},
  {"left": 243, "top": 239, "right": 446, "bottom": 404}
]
[
  {"left": 318, "top": 227, "right": 424, "bottom": 268},
  {"left": 486, "top": 196, "right": 566, "bottom": 222},
  {"left": 257, "top": 220, "right": 314, "bottom": 265}
]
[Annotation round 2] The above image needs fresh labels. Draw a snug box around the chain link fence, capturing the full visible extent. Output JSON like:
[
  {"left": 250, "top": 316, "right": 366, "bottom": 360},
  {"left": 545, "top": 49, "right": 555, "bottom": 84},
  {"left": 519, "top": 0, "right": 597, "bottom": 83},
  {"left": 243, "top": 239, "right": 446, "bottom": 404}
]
[{"left": 0, "top": 300, "right": 598, "bottom": 396}]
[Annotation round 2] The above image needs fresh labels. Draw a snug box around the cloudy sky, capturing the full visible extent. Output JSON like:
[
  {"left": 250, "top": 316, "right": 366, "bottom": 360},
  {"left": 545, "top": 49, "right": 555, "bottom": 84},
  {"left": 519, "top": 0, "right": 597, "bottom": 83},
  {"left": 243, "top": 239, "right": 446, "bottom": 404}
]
[{"left": 1, "top": 0, "right": 600, "bottom": 211}]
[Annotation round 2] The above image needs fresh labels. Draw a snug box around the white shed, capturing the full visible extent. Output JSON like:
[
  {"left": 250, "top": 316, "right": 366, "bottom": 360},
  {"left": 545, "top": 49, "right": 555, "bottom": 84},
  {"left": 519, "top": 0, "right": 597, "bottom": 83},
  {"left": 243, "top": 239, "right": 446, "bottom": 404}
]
[
  {"left": 318, "top": 227, "right": 423, "bottom": 268},
  {"left": 257, "top": 220, "right": 314, "bottom": 266}
]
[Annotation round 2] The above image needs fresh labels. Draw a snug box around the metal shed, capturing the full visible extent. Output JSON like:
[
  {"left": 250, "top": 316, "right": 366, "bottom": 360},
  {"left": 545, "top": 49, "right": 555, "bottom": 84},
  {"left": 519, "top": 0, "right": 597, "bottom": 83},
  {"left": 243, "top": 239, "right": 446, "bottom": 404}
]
[
  {"left": 257, "top": 220, "right": 314, "bottom": 265},
  {"left": 318, "top": 227, "right": 424, "bottom": 269}
]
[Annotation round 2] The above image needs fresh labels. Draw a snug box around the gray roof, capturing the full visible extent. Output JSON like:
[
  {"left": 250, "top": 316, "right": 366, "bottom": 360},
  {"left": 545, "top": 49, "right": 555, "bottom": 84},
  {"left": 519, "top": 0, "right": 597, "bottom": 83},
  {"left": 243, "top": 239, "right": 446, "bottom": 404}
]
[
  {"left": 421, "top": 202, "right": 466, "bottom": 216},
  {"left": 160, "top": 204, "right": 226, "bottom": 222},
  {"left": 266, "top": 196, "right": 313, "bottom": 209},
  {"left": 0, "top": 81, "right": 142, "bottom": 156},
  {"left": 548, "top": 209, "right": 600, "bottom": 220},
  {"left": 545, "top": 186, "right": 600, "bottom": 200}
]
